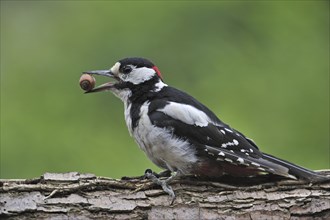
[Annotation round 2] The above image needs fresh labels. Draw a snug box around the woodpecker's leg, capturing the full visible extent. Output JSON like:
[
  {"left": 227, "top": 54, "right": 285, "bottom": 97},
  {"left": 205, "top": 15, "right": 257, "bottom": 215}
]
[
  {"left": 145, "top": 169, "right": 180, "bottom": 203},
  {"left": 156, "top": 169, "right": 172, "bottom": 178},
  {"left": 121, "top": 169, "right": 171, "bottom": 181}
]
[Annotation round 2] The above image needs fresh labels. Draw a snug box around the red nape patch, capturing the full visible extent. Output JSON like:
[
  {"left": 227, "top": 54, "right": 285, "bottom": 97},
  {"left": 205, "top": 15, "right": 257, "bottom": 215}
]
[{"left": 152, "top": 66, "right": 162, "bottom": 79}]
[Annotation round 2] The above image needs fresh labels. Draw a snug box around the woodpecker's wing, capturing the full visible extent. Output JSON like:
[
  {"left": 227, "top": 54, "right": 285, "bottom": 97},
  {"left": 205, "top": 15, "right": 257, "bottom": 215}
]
[
  {"left": 148, "top": 88, "right": 293, "bottom": 178},
  {"left": 148, "top": 87, "right": 330, "bottom": 181},
  {"left": 148, "top": 87, "right": 263, "bottom": 158}
]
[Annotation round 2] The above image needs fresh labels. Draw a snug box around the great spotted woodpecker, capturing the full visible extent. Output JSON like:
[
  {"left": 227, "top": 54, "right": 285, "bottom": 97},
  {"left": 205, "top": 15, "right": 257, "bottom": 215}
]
[{"left": 83, "top": 57, "right": 327, "bottom": 198}]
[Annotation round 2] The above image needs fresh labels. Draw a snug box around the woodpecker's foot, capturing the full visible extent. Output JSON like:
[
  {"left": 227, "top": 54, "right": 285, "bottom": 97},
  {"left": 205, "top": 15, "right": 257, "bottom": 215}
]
[
  {"left": 145, "top": 169, "right": 176, "bottom": 203},
  {"left": 121, "top": 169, "right": 172, "bottom": 181},
  {"left": 144, "top": 169, "right": 172, "bottom": 178}
]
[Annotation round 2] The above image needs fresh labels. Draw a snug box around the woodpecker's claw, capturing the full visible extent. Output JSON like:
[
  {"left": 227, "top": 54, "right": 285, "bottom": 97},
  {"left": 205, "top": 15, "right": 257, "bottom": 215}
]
[
  {"left": 144, "top": 169, "right": 172, "bottom": 178},
  {"left": 145, "top": 169, "right": 176, "bottom": 204}
]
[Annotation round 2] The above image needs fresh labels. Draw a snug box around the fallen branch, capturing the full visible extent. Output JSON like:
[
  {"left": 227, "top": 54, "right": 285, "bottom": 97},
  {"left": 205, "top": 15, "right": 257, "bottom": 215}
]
[{"left": 1, "top": 171, "right": 329, "bottom": 219}]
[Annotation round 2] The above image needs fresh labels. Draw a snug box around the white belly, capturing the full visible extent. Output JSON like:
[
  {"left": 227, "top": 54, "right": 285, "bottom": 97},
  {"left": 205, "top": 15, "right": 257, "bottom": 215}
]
[{"left": 131, "top": 101, "right": 198, "bottom": 174}]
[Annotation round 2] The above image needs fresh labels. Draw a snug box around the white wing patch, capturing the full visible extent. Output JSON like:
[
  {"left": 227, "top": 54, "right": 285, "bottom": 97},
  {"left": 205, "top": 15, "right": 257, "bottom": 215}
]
[{"left": 158, "top": 102, "right": 211, "bottom": 127}]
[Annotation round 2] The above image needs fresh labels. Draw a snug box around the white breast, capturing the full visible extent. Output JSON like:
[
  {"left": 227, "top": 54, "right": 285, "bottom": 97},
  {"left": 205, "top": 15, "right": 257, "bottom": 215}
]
[
  {"left": 132, "top": 101, "right": 198, "bottom": 174},
  {"left": 124, "top": 103, "right": 133, "bottom": 136}
]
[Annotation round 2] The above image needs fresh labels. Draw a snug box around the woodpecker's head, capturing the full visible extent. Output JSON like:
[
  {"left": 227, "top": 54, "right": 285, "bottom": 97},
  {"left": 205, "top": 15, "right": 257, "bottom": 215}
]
[{"left": 83, "top": 57, "right": 165, "bottom": 101}]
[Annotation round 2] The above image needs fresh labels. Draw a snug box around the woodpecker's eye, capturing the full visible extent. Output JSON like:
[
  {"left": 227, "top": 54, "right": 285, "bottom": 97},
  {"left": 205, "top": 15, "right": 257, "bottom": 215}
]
[{"left": 122, "top": 66, "right": 132, "bottom": 74}]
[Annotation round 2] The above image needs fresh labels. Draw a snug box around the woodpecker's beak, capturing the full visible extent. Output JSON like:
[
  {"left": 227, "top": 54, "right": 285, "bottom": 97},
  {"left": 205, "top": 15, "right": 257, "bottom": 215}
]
[{"left": 82, "top": 70, "right": 115, "bottom": 93}]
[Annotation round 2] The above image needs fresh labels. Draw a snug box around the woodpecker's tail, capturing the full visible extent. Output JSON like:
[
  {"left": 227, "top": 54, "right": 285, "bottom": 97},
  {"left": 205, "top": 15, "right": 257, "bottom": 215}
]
[{"left": 262, "top": 153, "right": 329, "bottom": 183}]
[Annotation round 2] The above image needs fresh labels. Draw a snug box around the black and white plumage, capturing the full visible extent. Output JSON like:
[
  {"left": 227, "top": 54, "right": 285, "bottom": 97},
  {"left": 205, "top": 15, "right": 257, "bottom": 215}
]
[{"left": 83, "top": 57, "right": 327, "bottom": 188}]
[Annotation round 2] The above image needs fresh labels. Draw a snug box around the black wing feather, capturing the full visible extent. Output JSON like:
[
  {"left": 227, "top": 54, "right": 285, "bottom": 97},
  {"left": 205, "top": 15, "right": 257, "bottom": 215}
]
[
  {"left": 147, "top": 87, "right": 328, "bottom": 181},
  {"left": 148, "top": 108, "right": 292, "bottom": 176}
]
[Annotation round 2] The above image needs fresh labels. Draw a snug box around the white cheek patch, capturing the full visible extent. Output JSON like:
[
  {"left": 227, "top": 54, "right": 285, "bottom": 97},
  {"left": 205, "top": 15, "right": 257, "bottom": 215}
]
[
  {"left": 158, "top": 102, "right": 210, "bottom": 127},
  {"left": 125, "top": 67, "right": 155, "bottom": 84}
]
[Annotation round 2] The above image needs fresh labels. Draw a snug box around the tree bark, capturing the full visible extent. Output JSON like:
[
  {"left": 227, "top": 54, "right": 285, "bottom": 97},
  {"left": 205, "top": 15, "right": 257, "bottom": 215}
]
[{"left": 1, "top": 171, "right": 329, "bottom": 219}]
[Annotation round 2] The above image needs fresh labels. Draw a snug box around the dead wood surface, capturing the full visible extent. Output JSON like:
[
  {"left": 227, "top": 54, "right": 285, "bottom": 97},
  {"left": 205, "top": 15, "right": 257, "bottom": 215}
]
[{"left": 1, "top": 171, "right": 330, "bottom": 219}]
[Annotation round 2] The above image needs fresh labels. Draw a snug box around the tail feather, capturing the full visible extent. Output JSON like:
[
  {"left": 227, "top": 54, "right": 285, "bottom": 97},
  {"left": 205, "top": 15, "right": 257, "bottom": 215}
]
[
  {"left": 262, "top": 153, "right": 329, "bottom": 183},
  {"left": 203, "top": 145, "right": 328, "bottom": 182}
]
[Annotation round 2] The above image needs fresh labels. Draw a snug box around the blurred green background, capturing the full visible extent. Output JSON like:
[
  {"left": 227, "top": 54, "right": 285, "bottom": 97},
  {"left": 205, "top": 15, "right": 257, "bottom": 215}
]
[{"left": 1, "top": 1, "right": 329, "bottom": 179}]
